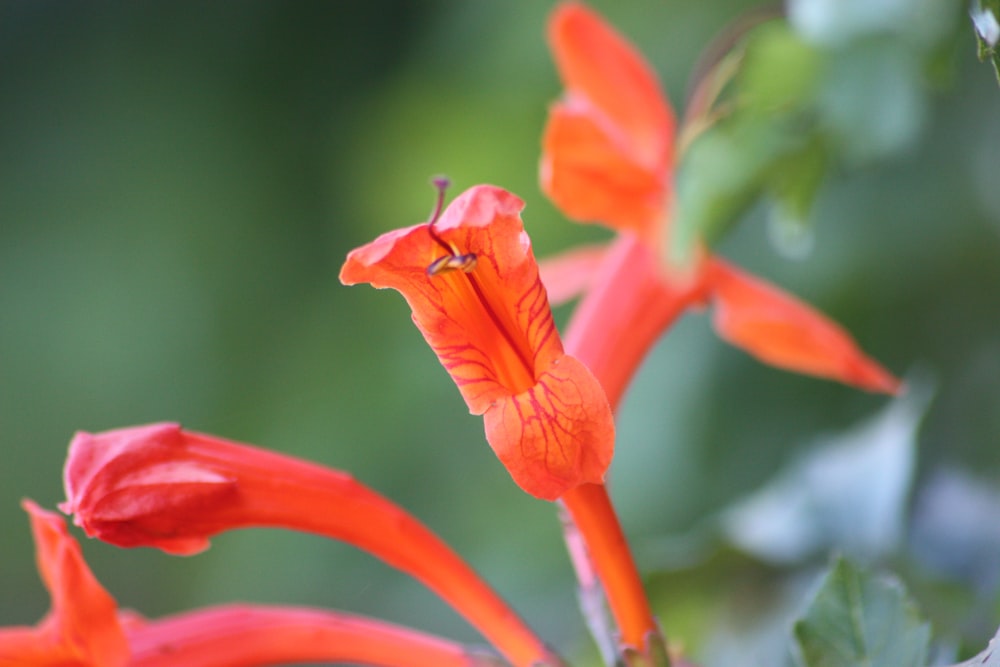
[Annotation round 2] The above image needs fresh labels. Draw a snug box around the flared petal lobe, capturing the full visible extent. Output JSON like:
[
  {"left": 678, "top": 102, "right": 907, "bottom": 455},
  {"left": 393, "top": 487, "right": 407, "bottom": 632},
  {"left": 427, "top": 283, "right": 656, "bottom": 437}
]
[
  {"left": 340, "top": 184, "right": 614, "bottom": 499},
  {"left": 706, "top": 258, "right": 901, "bottom": 393},
  {"left": 341, "top": 186, "right": 560, "bottom": 412},
  {"left": 0, "top": 501, "right": 128, "bottom": 667},
  {"left": 548, "top": 2, "right": 674, "bottom": 170},
  {"left": 541, "top": 3, "right": 674, "bottom": 236},
  {"left": 542, "top": 108, "right": 666, "bottom": 234},
  {"left": 485, "top": 356, "right": 614, "bottom": 500}
]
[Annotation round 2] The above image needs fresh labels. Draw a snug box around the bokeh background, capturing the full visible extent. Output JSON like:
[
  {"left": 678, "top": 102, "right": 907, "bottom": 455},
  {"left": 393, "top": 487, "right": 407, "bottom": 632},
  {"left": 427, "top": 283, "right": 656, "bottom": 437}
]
[{"left": 1, "top": 1, "right": 999, "bottom": 665}]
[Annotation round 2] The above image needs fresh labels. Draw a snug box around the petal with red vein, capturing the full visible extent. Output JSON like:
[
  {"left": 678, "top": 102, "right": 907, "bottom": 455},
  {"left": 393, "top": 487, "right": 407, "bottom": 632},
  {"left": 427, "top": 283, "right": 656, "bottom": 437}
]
[
  {"left": 483, "top": 354, "right": 614, "bottom": 500},
  {"left": 341, "top": 185, "right": 562, "bottom": 413}
]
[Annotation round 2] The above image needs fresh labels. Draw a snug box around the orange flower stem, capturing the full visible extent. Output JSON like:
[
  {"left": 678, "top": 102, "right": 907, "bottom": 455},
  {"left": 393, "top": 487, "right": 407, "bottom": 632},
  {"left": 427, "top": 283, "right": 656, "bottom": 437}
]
[
  {"left": 560, "top": 484, "right": 662, "bottom": 660},
  {"left": 127, "top": 604, "right": 506, "bottom": 667},
  {"left": 559, "top": 502, "right": 617, "bottom": 665}
]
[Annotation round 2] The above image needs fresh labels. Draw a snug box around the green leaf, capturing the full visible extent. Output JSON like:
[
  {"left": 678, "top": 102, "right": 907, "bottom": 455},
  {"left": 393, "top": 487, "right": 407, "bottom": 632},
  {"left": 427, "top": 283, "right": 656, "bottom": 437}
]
[
  {"left": 723, "top": 379, "right": 931, "bottom": 564},
  {"left": 793, "top": 558, "right": 931, "bottom": 667},
  {"left": 742, "top": 21, "right": 824, "bottom": 112},
  {"left": 670, "top": 116, "right": 795, "bottom": 262}
]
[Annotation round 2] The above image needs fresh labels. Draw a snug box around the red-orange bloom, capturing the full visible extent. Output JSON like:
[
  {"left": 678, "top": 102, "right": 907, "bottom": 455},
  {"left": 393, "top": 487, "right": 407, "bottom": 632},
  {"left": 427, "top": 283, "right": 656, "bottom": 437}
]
[
  {"left": 0, "top": 500, "right": 129, "bottom": 667},
  {"left": 340, "top": 183, "right": 615, "bottom": 501},
  {"left": 61, "top": 422, "right": 562, "bottom": 667},
  {"left": 541, "top": 2, "right": 900, "bottom": 406}
]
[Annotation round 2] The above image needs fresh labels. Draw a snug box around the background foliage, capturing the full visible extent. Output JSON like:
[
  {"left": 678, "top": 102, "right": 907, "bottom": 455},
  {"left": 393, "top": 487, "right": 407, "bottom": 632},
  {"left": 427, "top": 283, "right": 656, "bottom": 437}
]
[{"left": 1, "top": 1, "right": 998, "bottom": 665}]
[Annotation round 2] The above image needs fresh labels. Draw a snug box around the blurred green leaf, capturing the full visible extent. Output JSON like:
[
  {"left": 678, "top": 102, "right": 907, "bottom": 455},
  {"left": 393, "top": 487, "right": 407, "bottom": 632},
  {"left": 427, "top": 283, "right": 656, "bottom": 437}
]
[
  {"left": 793, "top": 558, "right": 931, "bottom": 667},
  {"left": 765, "top": 136, "right": 828, "bottom": 258},
  {"left": 721, "top": 379, "right": 931, "bottom": 564},
  {"left": 671, "top": 115, "right": 796, "bottom": 261},
  {"left": 742, "top": 21, "right": 824, "bottom": 112}
]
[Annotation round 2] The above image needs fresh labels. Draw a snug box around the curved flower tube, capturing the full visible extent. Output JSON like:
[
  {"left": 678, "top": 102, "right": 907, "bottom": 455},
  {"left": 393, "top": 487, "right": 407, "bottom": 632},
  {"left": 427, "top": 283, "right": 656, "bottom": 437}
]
[
  {"left": 541, "top": 1, "right": 900, "bottom": 396},
  {"left": 60, "top": 423, "right": 563, "bottom": 667},
  {"left": 2, "top": 501, "right": 501, "bottom": 667},
  {"left": 125, "top": 605, "right": 503, "bottom": 667},
  {"left": 340, "top": 183, "right": 615, "bottom": 501},
  {"left": 0, "top": 500, "right": 129, "bottom": 667}
]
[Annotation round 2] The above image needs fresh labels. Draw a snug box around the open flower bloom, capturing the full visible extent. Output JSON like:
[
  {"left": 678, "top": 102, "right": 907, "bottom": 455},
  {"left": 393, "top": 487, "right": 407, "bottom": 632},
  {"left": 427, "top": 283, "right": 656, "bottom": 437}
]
[
  {"left": 61, "top": 422, "right": 562, "bottom": 667},
  {"left": 340, "top": 183, "right": 615, "bottom": 501},
  {"left": 2, "top": 501, "right": 498, "bottom": 667},
  {"left": 540, "top": 2, "right": 900, "bottom": 409}
]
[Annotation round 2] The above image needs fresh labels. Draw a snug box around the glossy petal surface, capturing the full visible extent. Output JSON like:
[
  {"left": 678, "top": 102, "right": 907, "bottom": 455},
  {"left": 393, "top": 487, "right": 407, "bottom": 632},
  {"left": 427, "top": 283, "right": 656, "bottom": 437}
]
[{"left": 342, "top": 185, "right": 559, "bottom": 411}]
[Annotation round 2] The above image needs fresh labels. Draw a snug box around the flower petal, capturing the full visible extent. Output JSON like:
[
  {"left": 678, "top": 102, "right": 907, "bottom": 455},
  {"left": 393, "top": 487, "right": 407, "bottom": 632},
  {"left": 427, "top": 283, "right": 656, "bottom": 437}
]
[
  {"left": 706, "top": 258, "right": 901, "bottom": 393},
  {"left": 341, "top": 185, "right": 562, "bottom": 414},
  {"left": 541, "top": 106, "right": 666, "bottom": 234},
  {"left": 548, "top": 2, "right": 674, "bottom": 171},
  {"left": 538, "top": 242, "right": 609, "bottom": 306},
  {"left": 0, "top": 501, "right": 129, "bottom": 667},
  {"left": 484, "top": 354, "right": 614, "bottom": 500}
]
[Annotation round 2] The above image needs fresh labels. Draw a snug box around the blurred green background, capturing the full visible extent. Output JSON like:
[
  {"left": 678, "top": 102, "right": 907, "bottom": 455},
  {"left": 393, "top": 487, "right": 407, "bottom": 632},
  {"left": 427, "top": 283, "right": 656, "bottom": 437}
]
[{"left": 1, "top": 1, "right": 998, "bottom": 665}]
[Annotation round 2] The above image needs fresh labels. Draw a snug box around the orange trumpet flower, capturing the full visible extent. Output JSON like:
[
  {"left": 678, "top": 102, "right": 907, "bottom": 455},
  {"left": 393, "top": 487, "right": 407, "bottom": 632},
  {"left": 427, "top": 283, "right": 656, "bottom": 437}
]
[
  {"left": 541, "top": 2, "right": 900, "bottom": 411},
  {"left": 341, "top": 182, "right": 615, "bottom": 501}
]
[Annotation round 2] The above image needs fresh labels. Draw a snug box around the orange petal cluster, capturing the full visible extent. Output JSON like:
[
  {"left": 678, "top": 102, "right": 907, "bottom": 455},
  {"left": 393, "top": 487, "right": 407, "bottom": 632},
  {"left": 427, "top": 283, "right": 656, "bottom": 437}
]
[{"left": 541, "top": 2, "right": 899, "bottom": 397}]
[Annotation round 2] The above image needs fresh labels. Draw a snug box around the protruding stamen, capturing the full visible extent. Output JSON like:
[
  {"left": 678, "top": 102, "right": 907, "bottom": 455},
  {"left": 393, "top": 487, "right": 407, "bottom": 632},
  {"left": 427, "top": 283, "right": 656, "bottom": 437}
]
[
  {"left": 428, "top": 177, "right": 451, "bottom": 226},
  {"left": 427, "top": 253, "right": 478, "bottom": 276},
  {"left": 425, "top": 176, "right": 478, "bottom": 276}
]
